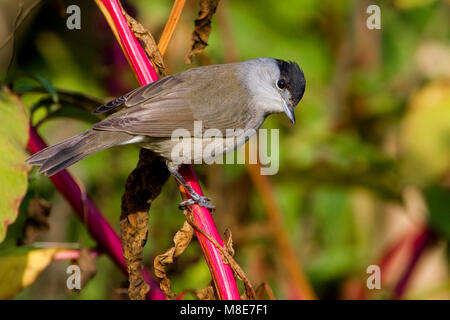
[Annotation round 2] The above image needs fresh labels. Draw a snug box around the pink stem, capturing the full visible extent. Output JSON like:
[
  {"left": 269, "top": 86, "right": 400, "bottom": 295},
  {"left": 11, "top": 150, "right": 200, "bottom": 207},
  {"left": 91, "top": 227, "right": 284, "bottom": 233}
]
[
  {"left": 28, "top": 126, "right": 165, "bottom": 300},
  {"left": 392, "top": 229, "right": 434, "bottom": 299},
  {"left": 179, "top": 165, "right": 241, "bottom": 299},
  {"left": 53, "top": 249, "right": 101, "bottom": 261},
  {"left": 98, "top": 0, "right": 240, "bottom": 299},
  {"left": 99, "top": 0, "right": 158, "bottom": 85}
]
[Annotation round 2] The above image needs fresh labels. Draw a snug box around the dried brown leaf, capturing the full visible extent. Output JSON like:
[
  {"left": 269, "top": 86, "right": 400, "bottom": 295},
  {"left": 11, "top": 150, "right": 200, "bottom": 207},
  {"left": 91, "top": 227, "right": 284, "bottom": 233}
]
[
  {"left": 195, "top": 284, "right": 217, "bottom": 300},
  {"left": 185, "top": 0, "right": 220, "bottom": 64},
  {"left": 121, "top": 149, "right": 170, "bottom": 300},
  {"left": 224, "top": 228, "right": 234, "bottom": 257},
  {"left": 18, "top": 197, "right": 51, "bottom": 245},
  {"left": 154, "top": 220, "right": 194, "bottom": 299},
  {"left": 120, "top": 210, "right": 149, "bottom": 300},
  {"left": 122, "top": 10, "right": 167, "bottom": 77}
]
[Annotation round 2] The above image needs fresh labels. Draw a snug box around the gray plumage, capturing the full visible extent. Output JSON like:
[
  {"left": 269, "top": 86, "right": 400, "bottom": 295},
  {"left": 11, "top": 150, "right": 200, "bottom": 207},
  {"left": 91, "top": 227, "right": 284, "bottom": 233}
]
[
  {"left": 92, "top": 63, "right": 259, "bottom": 136},
  {"left": 27, "top": 130, "right": 134, "bottom": 176},
  {"left": 27, "top": 57, "right": 305, "bottom": 178}
]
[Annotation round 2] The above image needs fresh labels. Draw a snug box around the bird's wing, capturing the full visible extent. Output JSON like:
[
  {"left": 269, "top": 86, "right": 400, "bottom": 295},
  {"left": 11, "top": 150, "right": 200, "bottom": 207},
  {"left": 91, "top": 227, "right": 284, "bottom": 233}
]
[
  {"left": 92, "top": 64, "right": 255, "bottom": 137},
  {"left": 92, "top": 76, "right": 181, "bottom": 114}
]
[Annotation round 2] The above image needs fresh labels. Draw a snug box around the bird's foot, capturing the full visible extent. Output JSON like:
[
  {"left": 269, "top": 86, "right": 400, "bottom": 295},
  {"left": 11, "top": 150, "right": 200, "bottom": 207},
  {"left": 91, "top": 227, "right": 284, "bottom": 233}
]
[{"left": 179, "top": 195, "right": 215, "bottom": 211}]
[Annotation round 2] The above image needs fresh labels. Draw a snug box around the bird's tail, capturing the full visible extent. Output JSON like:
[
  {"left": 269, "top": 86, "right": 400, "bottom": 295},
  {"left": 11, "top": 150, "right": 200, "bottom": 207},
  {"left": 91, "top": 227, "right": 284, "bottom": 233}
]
[{"left": 27, "top": 129, "right": 133, "bottom": 176}]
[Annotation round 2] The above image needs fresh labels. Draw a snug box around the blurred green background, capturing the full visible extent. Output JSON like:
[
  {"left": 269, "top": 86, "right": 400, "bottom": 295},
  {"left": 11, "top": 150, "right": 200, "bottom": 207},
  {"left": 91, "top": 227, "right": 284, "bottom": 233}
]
[{"left": 0, "top": 0, "right": 449, "bottom": 299}]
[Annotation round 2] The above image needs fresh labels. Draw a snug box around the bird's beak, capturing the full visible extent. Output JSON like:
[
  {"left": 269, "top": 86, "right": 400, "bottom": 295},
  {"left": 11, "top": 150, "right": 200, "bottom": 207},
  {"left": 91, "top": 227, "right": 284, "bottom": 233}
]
[{"left": 283, "top": 101, "right": 296, "bottom": 125}]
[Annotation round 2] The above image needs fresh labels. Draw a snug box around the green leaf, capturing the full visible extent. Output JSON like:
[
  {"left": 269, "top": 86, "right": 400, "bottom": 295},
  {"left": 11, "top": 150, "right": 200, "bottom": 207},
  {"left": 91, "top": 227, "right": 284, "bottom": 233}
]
[
  {"left": 30, "top": 74, "right": 58, "bottom": 104},
  {"left": 14, "top": 74, "right": 59, "bottom": 104},
  {"left": 425, "top": 185, "right": 450, "bottom": 241},
  {"left": 0, "top": 87, "right": 29, "bottom": 243}
]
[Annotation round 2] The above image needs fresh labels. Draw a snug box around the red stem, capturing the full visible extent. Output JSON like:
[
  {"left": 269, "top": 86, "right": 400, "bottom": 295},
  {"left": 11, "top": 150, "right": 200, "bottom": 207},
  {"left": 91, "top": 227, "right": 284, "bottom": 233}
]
[
  {"left": 179, "top": 165, "right": 240, "bottom": 299},
  {"left": 98, "top": 0, "right": 240, "bottom": 299},
  {"left": 28, "top": 126, "right": 165, "bottom": 300},
  {"left": 392, "top": 229, "right": 434, "bottom": 299},
  {"left": 98, "top": 0, "right": 158, "bottom": 84}
]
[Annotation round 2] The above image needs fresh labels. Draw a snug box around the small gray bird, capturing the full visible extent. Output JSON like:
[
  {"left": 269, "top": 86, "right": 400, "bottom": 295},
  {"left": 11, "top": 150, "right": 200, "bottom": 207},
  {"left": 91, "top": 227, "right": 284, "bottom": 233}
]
[{"left": 27, "top": 57, "right": 305, "bottom": 210}]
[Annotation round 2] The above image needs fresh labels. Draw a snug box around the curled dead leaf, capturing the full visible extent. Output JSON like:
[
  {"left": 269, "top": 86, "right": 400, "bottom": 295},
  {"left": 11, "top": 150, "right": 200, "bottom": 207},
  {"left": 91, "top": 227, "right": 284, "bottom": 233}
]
[
  {"left": 195, "top": 284, "right": 217, "bottom": 300},
  {"left": 121, "top": 149, "right": 170, "bottom": 300},
  {"left": 122, "top": 10, "right": 167, "bottom": 77},
  {"left": 154, "top": 220, "right": 194, "bottom": 299},
  {"left": 185, "top": 0, "right": 221, "bottom": 64},
  {"left": 120, "top": 210, "right": 150, "bottom": 300},
  {"left": 224, "top": 228, "right": 234, "bottom": 257}
]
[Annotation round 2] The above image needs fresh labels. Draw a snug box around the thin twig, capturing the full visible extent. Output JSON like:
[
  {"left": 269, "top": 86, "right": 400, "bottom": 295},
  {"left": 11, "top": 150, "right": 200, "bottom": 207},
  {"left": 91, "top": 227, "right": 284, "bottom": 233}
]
[{"left": 158, "top": 0, "right": 186, "bottom": 56}]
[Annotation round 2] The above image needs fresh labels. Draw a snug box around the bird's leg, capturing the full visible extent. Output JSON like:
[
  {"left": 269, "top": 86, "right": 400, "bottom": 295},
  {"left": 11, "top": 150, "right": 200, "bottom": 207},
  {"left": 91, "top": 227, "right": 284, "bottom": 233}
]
[{"left": 166, "top": 161, "right": 215, "bottom": 211}]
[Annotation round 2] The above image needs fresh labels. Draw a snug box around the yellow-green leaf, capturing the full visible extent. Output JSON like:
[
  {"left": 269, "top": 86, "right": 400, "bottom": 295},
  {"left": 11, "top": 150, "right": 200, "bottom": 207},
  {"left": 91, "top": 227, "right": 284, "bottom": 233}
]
[
  {"left": 0, "top": 87, "right": 29, "bottom": 242},
  {"left": 401, "top": 80, "right": 450, "bottom": 185},
  {"left": 0, "top": 247, "right": 59, "bottom": 299}
]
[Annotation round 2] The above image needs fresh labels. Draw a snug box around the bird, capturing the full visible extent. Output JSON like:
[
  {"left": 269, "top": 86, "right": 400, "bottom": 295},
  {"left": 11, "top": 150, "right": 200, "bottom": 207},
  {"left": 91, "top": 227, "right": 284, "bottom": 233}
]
[{"left": 26, "top": 57, "right": 306, "bottom": 210}]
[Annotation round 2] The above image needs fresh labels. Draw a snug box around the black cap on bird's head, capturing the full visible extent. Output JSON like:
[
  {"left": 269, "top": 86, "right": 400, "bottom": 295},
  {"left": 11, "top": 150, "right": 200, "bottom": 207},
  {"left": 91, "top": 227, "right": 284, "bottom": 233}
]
[{"left": 275, "top": 59, "right": 306, "bottom": 124}]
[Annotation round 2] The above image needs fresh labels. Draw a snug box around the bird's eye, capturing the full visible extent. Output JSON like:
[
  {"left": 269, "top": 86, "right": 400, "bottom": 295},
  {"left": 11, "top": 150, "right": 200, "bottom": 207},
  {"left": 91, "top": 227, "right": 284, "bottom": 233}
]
[{"left": 277, "top": 79, "right": 286, "bottom": 89}]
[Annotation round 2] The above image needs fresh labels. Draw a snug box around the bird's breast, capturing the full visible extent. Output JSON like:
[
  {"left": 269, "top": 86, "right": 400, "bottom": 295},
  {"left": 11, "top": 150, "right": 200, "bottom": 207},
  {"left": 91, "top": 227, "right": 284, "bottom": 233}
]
[{"left": 140, "top": 127, "right": 258, "bottom": 165}]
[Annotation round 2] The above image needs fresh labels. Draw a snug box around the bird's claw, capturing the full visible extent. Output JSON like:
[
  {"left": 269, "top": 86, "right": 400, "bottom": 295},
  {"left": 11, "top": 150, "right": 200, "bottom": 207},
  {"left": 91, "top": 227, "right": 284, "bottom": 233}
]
[{"left": 178, "top": 196, "right": 215, "bottom": 211}]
